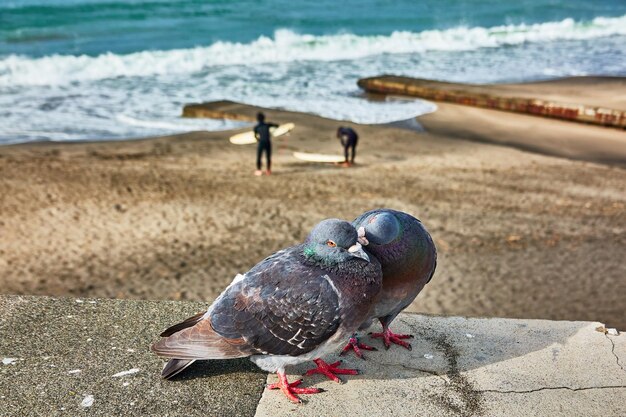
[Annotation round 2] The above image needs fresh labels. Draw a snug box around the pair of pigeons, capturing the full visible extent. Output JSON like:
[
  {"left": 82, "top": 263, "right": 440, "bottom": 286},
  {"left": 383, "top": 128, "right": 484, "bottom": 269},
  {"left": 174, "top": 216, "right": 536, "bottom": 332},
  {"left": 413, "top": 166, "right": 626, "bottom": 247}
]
[{"left": 152, "top": 208, "right": 437, "bottom": 403}]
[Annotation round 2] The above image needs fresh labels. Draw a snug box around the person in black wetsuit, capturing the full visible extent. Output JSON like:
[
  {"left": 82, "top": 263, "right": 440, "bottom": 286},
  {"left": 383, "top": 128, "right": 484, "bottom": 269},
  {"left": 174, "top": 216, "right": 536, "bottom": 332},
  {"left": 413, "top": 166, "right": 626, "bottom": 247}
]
[
  {"left": 337, "top": 126, "right": 358, "bottom": 166},
  {"left": 253, "top": 112, "right": 278, "bottom": 176}
]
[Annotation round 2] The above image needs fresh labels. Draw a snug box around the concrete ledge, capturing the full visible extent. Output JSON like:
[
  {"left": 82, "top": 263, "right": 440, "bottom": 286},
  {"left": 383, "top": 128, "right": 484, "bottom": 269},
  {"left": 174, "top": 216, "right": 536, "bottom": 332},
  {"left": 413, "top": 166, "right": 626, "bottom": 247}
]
[
  {"left": 1, "top": 295, "right": 625, "bottom": 416},
  {"left": 0, "top": 296, "right": 266, "bottom": 417},
  {"left": 358, "top": 75, "right": 626, "bottom": 128},
  {"left": 182, "top": 100, "right": 257, "bottom": 122}
]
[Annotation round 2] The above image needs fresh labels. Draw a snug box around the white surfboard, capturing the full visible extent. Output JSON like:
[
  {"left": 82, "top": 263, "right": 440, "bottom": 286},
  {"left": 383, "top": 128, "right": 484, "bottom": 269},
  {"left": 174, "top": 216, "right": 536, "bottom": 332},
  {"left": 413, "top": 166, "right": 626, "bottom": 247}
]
[
  {"left": 293, "top": 152, "right": 345, "bottom": 163},
  {"left": 271, "top": 123, "right": 295, "bottom": 137},
  {"left": 229, "top": 123, "right": 295, "bottom": 145}
]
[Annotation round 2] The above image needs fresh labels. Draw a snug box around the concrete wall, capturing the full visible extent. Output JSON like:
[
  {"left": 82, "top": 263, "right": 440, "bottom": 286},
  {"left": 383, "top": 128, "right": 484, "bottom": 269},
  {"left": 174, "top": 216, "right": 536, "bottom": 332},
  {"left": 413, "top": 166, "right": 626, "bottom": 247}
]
[{"left": 1, "top": 295, "right": 624, "bottom": 416}]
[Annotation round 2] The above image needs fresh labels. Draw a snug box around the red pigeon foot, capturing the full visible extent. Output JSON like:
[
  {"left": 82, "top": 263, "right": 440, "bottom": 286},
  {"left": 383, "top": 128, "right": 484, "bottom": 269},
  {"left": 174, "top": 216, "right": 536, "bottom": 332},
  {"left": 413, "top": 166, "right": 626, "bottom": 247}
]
[
  {"left": 369, "top": 328, "right": 414, "bottom": 350},
  {"left": 304, "top": 358, "right": 359, "bottom": 383},
  {"left": 267, "top": 372, "right": 324, "bottom": 404},
  {"left": 340, "top": 334, "right": 377, "bottom": 359}
]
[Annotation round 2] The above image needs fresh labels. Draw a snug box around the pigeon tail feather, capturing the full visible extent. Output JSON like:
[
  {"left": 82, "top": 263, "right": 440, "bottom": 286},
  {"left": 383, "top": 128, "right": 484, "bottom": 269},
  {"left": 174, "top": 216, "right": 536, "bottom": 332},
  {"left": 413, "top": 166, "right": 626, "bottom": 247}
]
[
  {"left": 161, "top": 359, "right": 196, "bottom": 379},
  {"left": 152, "top": 316, "right": 251, "bottom": 360},
  {"left": 160, "top": 311, "right": 206, "bottom": 337}
]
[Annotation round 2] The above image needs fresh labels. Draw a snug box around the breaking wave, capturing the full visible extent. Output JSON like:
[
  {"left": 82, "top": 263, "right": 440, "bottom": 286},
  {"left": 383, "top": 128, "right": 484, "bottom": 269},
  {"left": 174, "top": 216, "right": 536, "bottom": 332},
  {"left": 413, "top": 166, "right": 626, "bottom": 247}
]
[{"left": 1, "top": 14, "right": 625, "bottom": 87}]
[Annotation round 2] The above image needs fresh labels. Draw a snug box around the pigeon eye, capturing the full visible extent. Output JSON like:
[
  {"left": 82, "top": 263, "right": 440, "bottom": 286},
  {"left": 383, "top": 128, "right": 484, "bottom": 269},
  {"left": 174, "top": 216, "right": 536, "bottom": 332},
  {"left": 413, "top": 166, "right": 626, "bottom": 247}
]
[{"left": 326, "top": 240, "right": 337, "bottom": 247}]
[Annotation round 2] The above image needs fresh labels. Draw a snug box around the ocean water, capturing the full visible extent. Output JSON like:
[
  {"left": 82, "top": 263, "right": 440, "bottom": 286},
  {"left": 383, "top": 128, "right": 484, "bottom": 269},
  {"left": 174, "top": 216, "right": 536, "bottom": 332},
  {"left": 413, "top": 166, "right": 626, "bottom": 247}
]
[{"left": 1, "top": 0, "right": 625, "bottom": 144}]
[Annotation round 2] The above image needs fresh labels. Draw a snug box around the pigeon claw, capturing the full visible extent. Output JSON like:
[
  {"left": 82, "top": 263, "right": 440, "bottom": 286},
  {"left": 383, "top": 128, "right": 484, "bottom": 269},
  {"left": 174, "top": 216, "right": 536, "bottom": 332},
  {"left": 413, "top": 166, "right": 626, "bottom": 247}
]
[
  {"left": 304, "top": 358, "right": 359, "bottom": 384},
  {"left": 369, "top": 328, "right": 414, "bottom": 350},
  {"left": 267, "top": 373, "right": 324, "bottom": 404},
  {"left": 340, "top": 335, "right": 378, "bottom": 360}
]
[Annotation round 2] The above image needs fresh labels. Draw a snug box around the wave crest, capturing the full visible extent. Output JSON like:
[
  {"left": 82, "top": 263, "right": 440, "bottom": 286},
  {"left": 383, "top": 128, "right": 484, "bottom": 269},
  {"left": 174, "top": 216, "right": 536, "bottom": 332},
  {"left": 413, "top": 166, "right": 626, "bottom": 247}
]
[{"left": 1, "top": 14, "right": 625, "bottom": 86}]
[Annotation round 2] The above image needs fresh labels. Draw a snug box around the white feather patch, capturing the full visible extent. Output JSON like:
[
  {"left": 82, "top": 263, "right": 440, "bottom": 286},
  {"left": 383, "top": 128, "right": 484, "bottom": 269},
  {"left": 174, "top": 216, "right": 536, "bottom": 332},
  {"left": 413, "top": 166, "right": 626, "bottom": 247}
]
[{"left": 323, "top": 274, "right": 341, "bottom": 298}]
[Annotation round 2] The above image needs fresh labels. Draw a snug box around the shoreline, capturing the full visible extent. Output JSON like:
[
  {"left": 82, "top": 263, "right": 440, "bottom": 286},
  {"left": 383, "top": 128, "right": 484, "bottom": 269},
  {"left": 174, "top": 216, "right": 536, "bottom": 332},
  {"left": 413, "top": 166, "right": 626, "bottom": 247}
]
[
  {"left": 4, "top": 76, "right": 626, "bottom": 166},
  {"left": 1, "top": 80, "right": 625, "bottom": 330}
]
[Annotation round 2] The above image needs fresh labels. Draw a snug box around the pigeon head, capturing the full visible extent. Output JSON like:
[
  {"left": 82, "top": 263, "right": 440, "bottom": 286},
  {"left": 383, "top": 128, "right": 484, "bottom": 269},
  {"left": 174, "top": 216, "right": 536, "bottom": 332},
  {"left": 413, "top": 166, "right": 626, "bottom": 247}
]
[
  {"left": 304, "top": 219, "right": 369, "bottom": 264},
  {"left": 361, "top": 211, "right": 401, "bottom": 246}
]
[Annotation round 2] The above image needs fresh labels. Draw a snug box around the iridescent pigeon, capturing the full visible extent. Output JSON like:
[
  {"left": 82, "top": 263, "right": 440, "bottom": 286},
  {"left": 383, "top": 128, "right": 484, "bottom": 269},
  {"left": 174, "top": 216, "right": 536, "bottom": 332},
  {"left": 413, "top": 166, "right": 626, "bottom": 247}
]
[
  {"left": 342, "top": 209, "right": 437, "bottom": 357},
  {"left": 152, "top": 219, "right": 382, "bottom": 403}
]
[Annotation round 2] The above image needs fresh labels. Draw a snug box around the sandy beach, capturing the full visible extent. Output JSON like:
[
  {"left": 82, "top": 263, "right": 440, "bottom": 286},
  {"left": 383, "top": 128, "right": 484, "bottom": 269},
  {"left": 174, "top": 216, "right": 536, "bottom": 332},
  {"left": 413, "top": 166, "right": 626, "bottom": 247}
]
[{"left": 0, "top": 78, "right": 625, "bottom": 329}]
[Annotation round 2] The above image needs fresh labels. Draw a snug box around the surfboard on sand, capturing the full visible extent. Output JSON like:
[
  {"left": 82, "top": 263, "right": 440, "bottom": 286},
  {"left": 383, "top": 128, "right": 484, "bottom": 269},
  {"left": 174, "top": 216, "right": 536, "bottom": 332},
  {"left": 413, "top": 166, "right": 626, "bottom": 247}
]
[
  {"left": 229, "top": 122, "right": 295, "bottom": 145},
  {"left": 293, "top": 152, "right": 345, "bottom": 163}
]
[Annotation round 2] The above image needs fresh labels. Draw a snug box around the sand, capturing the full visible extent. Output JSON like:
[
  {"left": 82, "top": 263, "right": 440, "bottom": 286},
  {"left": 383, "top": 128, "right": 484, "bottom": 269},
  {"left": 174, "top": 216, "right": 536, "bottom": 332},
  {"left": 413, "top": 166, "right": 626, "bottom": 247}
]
[{"left": 0, "top": 78, "right": 625, "bottom": 329}]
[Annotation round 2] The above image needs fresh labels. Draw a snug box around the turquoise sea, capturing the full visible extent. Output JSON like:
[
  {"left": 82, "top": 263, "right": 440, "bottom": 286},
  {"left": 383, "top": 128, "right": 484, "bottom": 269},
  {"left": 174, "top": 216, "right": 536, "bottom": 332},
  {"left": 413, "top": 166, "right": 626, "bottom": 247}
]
[{"left": 1, "top": 0, "right": 625, "bottom": 143}]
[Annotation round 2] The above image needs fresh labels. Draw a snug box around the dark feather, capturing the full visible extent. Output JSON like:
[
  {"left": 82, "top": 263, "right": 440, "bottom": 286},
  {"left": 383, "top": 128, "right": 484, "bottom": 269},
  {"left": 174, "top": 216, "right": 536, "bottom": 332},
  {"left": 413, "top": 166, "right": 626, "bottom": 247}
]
[
  {"left": 160, "top": 311, "right": 206, "bottom": 337},
  {"left": 161, "top": 359, "right": 195, "bottom": 379}
]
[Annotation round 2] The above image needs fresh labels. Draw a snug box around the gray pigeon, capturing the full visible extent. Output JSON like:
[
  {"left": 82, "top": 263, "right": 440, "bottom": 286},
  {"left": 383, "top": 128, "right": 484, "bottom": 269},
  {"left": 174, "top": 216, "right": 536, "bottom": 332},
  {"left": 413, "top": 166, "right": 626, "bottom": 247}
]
[
  {"left": 342, "top": 209, "right": 436, "bottom": 356},
  {"left": 152, "top": 219, "right": 382, "bottom": 403}
]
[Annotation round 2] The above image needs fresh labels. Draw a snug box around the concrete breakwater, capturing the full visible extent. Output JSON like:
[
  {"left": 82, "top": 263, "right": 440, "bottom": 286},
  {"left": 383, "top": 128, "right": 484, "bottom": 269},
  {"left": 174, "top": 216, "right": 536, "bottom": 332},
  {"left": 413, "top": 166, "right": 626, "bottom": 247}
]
[{"left": 358, "top": 75, "right": 626, "bottom": 129}]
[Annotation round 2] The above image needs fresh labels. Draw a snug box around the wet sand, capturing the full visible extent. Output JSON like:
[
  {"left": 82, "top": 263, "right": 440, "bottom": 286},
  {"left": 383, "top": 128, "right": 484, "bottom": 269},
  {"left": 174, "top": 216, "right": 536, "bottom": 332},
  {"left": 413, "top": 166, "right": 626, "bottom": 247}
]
[{"left": 1, "top": 78, "right": 625, "bottom": 329}]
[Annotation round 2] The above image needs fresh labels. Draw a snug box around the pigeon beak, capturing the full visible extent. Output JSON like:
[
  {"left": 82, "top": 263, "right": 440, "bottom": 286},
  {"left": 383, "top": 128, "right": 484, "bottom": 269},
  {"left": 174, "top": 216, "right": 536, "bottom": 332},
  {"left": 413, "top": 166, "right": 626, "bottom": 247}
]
[{"left": 348, "top": 242, "right": 369, "bottom": 262}]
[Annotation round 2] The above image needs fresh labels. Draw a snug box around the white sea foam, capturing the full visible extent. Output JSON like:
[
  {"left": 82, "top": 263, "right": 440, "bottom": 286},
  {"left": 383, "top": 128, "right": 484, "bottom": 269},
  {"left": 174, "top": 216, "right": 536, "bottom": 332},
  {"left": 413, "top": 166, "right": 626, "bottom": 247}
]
[
  {"left": 115, "top": 114, "right": 249, "bottom": 132},
  {"left": 1, "top": 14, "right": 624, "bottom": 144},
  {"left": 1, "top": 15, "right": 625, "bottom": 87}
]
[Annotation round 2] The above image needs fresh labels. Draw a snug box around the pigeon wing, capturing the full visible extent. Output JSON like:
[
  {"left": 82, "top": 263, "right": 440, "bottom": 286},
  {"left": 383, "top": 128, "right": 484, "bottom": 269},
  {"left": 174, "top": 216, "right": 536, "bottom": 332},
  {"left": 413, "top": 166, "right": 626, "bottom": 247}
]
[{"left": 210, "top": 249, "right": 342, "bottom": 356}]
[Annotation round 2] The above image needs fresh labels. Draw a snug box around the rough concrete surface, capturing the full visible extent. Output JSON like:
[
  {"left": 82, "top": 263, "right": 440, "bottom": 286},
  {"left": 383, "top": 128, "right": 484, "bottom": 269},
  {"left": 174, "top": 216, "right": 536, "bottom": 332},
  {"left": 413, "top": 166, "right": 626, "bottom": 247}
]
[
  {"left": 1, "top": 295, "right": 624, "bottom": 417},
  {"left": 255, "top": 315, "right": 626, "bottom": 416},
  {"left": 0, "top": 295, "right": 266, "bottom": 417}
]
